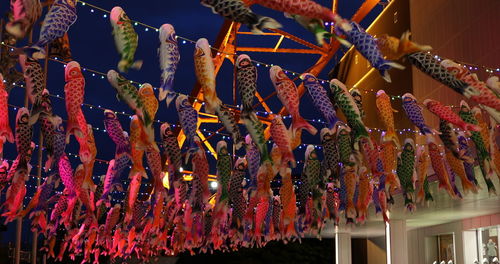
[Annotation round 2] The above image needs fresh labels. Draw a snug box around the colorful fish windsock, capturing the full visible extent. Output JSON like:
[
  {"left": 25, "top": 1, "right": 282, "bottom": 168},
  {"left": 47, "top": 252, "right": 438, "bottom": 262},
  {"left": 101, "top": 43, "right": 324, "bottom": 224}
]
[
  {"left": 379, "top": 136, "right": 400, "bottom": 197},
  {"left": 245, "top": 134, "right": 261, "bottom": 187},
  {"left": 406, "top": 52, "right": 478, "bottom": 98},
  {"left": 96, "top": 153, "right": 130, "bottom": 208},
  {"left": 6, "top": 0, "right": 42, "bottom": 39},
  {"left": 329, "top": 79, "right": 368, "bottom": 146},
  {"left": 444, "top": 147, "right": 477, "bottom": 195},
  {"left": 279, "top": 167, "right": 297, "bottom": 239},
  {"left": 216, "top": 141, "right": 232, "bottom": 202},
  {"left": 396, "top": 139, "right": 416, "bottom": 211},
  {"left": 107, "top": 70, "right": 151, "bottom": 127},
  {"left": 2, "top": 163, "right": 28, "bottom": 223},
  {"left": 301, "top": 73, "right": 338, "bottom": 129},
  {"left": 335, "top": 21, "right": 405, "bottom": 82},
  {"left": 439, "top": 120, "right": 466, "bottom": 162},
  {"left": 194, "top": 38, "right": 221, "bottom": 114},
  {"left": 64, "top": 61, "right": 87, "bottom": 142},
  {"left": 375, "top": 90, "right": 400, "bottom": 147},
  {"left": 241, "top": 111, "right": 269, "bottom": 163},
  {"left": 29, "top": 88, "right": 53, "bottom": 127},
  {"left": 441, "top": 59, "right": 500, "bottom": 122},
  {"left": 158, "top": 24, "right": 180, "bottom": 104},
  {"left": 427, "top": 138, "right": 457, "bottom": 198},
  {"left": 45, "top": 116, "right": 65, "bottom": 172},
  {"left": 285, "top": 14, "right": 339, "bottom": 46},
  {"left": 458, "top": 101, "right": 496, "bottom": 194},
  {"left": 320, "top": 127, "right": 339, "bottom": 181},
  {"left": 350, "top": 89, "right": 365, "bottom": 120},
  {"left": 270, "top": 66, "right": 316, "bottom": 136},
  {"left": 138, "top": 83, "right": 159, "bottom": 151},
  {"left": 253, "top": 0, "right": 338, "bottom": 22},
  {"left": 376, "top": 31, "right": 432, "bottom": 61},
  {"left": 110, "top": 6, "right": 142, "bottom": 72},
  {"left": 201, "top": 0, "right": 281, "bottom": 34},
  {"left": 423, "top": 99, "right": 480, "bottom": 132},
  {"left": 215, "top": 104, "right": 245, "bottom": 150},
  {"left": 401, "top": 93, "right": 436, "bottom": 136},
  {"left": 0, "top": 74, "right": 14, "bottom": 155},
  {"left": 356, "top": 167, "right": 372, "bottom": 224},
  {"left": 236, "top": 54, "right": 257, "bottom": 114},
  {"left": 129, "top": 115, "right": 147, "bottom": 180},
  {"left": 160, "top": 122, "right": 182, "bottom": 184},
  {"left": 103, "top": 110, "right": 130, "bottom": 156},
  {"left": 25, "top": 0, "right": 77, "bottom": 59},
  {"left": 176, "top": 95, "right": 199, "bottom": 157},
  {"left": 19, "top": 54, "right": 44, "bottom": 107},
  {"left": 229, "top": 157, "right": 247, "bottom": 230},
  {"left": 415, "top": 145, "right": 433, "bottom": 204},
  {"left": 456, "top": 132, "right": 478, "bottom": 187},
  {"left": 15, "top": 107, "right": 33, "bottom": 165},
  {"left": 270, "top": 115, "right": 295, "bottom": 168}
]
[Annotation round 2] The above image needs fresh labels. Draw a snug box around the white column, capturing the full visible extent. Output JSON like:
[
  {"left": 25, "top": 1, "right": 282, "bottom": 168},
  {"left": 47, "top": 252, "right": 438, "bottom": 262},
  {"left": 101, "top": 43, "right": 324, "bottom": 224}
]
[
  {"left": 463, "top": 230, "right": 479, "bottom": 264},
  {"left": 335, "top": 226, "right": 352, "bottom": 264},
  {"left": 387, "top": 219, "right": 408, "bottom": 264}
]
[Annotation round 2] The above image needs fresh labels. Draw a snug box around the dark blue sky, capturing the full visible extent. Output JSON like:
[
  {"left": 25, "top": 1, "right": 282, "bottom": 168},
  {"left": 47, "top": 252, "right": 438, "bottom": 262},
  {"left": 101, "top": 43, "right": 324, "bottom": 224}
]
[{"left": 0, "top": 0, "right": 382, "bottom": 244}]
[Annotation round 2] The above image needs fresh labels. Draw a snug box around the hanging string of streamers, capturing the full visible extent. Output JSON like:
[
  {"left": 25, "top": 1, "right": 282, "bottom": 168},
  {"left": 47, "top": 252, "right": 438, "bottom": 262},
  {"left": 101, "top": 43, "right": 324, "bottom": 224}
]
[
  {"left": 75, "top": 0, "right": 500, "bottom": 76},
  {"left": 2, "top": 47, "right": 458, "bottom": 139}
]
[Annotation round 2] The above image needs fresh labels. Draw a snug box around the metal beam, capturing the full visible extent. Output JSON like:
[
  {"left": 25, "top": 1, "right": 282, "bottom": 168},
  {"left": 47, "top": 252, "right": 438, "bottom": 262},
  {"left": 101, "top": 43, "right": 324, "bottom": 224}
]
[
  {"left": 237, "top": 31, "right": 281, "bottom": 36},
  {"left": 269, "top": 28, "right": 328, "bottom": 54},
  {"left": 273, "top": 35, "right": 285, "bottom": 51},
  {"left": 196, "top": 131, "right": 217, "bottom": 159},
  {"left": 238, "top": 28, "right": 328, "bottom": 54},
  {"left": 351, "top": 0, "right": 381, "bottom": 23},
  {"left": 254, "top": 91, "right": 273, "bottom": 114}
]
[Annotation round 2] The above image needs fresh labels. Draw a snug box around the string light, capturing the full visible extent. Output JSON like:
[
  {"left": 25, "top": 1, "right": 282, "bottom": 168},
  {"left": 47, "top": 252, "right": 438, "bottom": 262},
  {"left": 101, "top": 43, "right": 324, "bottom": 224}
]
[
  {"left": 75, "top": 0, "right": 500, "bottom": 79},
  {"left": 428, "top": 51, "right": 500, "bottom": 75}
]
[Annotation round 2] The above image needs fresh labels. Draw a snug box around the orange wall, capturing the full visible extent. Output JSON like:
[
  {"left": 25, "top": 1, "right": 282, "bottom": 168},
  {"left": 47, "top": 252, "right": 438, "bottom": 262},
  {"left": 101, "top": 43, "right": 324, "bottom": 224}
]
[{"left": 409, "top": 0, "right": 500, "bottom": 130}]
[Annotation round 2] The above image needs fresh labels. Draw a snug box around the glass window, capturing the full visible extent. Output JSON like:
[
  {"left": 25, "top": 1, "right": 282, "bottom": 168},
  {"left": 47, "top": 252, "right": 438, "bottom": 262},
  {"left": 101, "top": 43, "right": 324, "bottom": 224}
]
[{"left": 478, "top": 226, "right": 500, "bottom": 264}]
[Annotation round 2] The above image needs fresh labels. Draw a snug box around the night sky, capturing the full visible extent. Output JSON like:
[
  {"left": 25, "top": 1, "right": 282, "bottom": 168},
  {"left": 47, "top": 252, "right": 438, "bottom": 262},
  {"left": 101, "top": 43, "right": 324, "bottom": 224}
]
[{"left": 0, "top": 0, "right": 382, "bottom": 256}]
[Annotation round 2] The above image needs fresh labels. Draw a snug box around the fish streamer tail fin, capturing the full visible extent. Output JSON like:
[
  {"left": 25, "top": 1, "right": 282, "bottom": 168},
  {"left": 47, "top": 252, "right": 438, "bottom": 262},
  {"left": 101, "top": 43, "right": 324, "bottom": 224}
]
[
  {"left": 66, "top": 119, "right": 84, "bottom": 144},
  {"left": 165, "top": 92, "right": 177, "bottom": 108},
  {"left": 425, "top": 191, "right": 434, "bottom": 202},
  {"left": 466, "top": 123, "right": 482, "bottom": 132},
  {"left": 325, "top": 114, "right": 339, "bottom": 130},
  {"left": 420, "top": 125, "right": 439, "bottom": 136},
  {"left": 416, "top": 183, "right": 425, "bottom": 203},
  {"left": 382, "top": 130, "right": 400, "bottom": 148},
  {"left": 484, "top": 177, "right": 496, "bottom": 195},
  {"left": 292, "top": 115, "right": 317, "bottom": 136},
  {"left": 399, "top": 31, "right": 432, "bottom": 54},
  {"left": 379, "top": 61, "right": 405, "bottom": 83},
  {"left": 22, "top": 45, "right": 46, "bottom": 59},
  {"left": 461, "top": 176, "right": 478, "bottom": 194},
  {"left": 118, "top": 60, "right": 143, "bottom": 73},
  {"left": 250, "top": 15, "right": 282, "bottom": 34}
]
